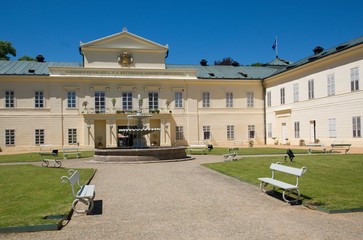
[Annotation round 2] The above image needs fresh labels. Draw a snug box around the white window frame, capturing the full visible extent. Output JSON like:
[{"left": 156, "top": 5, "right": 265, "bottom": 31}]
[
  {"left": 67, "top": 91, "right": 76, "bottom": 108},
  {"left": 308, "top": 79, "right": 314, "bottom": 99},
  {"left": 267, "top": 123, "right": 272, "bottom": 138},
  {"left": 203, "top": 126, "right": 211, "bottom": 140},
  {"left": 35, "top": 129, "right": 45, "bottom": 145},
  {"left": 176, "top": 126, "right": 184, "bottom": 140},
  {"left": 35, "top": 91, "right": 44, "bottom": 108},
  {"left": 294, "top": 122, "right": 300, "bottom": 138},
  {"left": 95, "top": 91, "right": 105, "bottom": 113},
  {"left": 5, "top": 129, "right": 15, "bottom": 146},
  {"left": 227, "top": 125, "right": 234, "bottom": 140},
  {"left": 247, "top": 92, "right": 254, "bottom": 108},
  {"left": 5, "top": 90, "right": 15, "bottom": 108},
  {"left": 352, "top": 116, "right": 361, "bottom": 138},
  {"left": 293, "top": 83, "right": 299, "bottom": 102},
  {"left": 122, "top": 92, "right": 133, "bottom": 111},
  {"left": 68, "top": 128, "right": 77, "bottom": 144},
  {"left": 328, "top": 118, "right": 336, "bottom": 138},
  {"left": 148, "top": 91, "right": 159, "bottom": 110},
  {"left": 280, "top": 88, "right": 285, "bottom": 105},
  {"left": 175, "top": 92, "right": 183, "bottom": 108},
  {"left": 327, "top": 74, "right": 335, "bottom": 96},
  {"left": 267, "top": 91, "right": 271, "bottom": 107},
  {"left": 226, "top": 92, "right": 233, "bottom": 108},
  {"left": 202, "top": 92, "right": 210, "bottom": 108},
  {"left": 248, "top": 125, "right": 255, "bottom": 139},
  {"left": 351, "top": 67, "right": 359, "bottom": 91}
]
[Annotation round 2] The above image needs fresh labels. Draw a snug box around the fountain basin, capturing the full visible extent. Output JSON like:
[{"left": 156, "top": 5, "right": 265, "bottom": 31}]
[{"left": 93, "top": 146, "right": 188, "bottom": 162}]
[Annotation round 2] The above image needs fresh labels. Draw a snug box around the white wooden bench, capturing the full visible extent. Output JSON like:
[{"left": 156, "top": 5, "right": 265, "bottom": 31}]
[
  {"left": 330, "top": 143, "right": 351, "bottom": 154},
  {"left": 258, "top": 162, "right": 307, "bottom": 204},
  {"left": 61, "top": 169, "right": 95, "bottom": 214},
  {"left": 62, "top": 147, "right": 81, "bottom": 159},
  {"left": 305, "top": 143, "right": 326, "bottom": 154},
  {"left": 39, "top": 149, "right": 62, "bottom": 168},
  {"left": 187, "top": 144, "right": 208, "bottom": 155},
  {"left": 224, "top": 147, "right": 239, "bottom": 161}
]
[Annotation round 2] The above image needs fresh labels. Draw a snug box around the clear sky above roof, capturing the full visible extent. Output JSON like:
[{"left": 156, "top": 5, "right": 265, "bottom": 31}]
[{"left": 2, "top": 0, "right": 363, "bottom": 65}]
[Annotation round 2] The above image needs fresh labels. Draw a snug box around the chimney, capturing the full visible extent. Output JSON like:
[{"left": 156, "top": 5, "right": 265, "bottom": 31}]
[
  {"left": 200, "top": 59, "right": 208, "bottom": 66},
  {"left": 313, "top": 46, "right": 324, "bottom": 55},
  {"left": 36, "top": 54, "right": 45, "bottom": 62}
]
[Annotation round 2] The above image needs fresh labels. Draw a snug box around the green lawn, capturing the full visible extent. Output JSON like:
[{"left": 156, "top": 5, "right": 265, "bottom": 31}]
[
  {"left": 0, "top": 165, "right": 95, "bottom": 228},
  {"left": 204, "top": 154, "right": 363, "bottom": 211},
  {"left": 0, "top": 151, "right": 95, "bottom": 163},
  {"left": 208, "top": 147, "right": 313, "bottom": 155}
]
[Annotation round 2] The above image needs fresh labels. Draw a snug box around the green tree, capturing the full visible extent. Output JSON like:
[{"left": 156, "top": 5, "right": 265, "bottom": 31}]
[
  {"left": 214, "top": 57, "right": 240, "bottom": 66},
  {"left": 0, "top": 41, "right": 16, "bottom": 60},
  {"left": 18, "top": 55, "right": 36, "bottom": 61},
  {"left": 250, "top": 62, "right": 263, "bottom": 67}
]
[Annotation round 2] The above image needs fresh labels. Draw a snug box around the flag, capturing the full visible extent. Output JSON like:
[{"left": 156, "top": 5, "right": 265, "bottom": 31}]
[{"left": 272, "top": 39, "right": 277, "bottom": 50}]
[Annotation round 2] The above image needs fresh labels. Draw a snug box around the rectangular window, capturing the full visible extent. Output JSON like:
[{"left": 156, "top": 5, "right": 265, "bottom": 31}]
[
  {"left": 5, "top": 129, "right": 15, "bottom": 145},
  {"left": 248, "top": 125, "right": 255, "bottom": 139},
  {"left": 294, "top": 122, "right": 300, "bottom": 138},
  {"left": 227, "top": 125, "right": 234, "bottom": 140},
  {"left": 122, "top": 92, "right": 133, "bottom": 110},
  {"left": 352, "top": 116, "right": 361, "bottom": 138},
  {"left": 327, "top": 74, "right": 335, "bottom": 96},
  {"left": 148, "top": 92, "right": 159, "bottom": 110},
  {"left": 5, "top": 90, "right": 15, "bottom": 108},
  {"left": 35, "top": 129, "right": 44, "bottom": 145},
  {"left": 35, "top": 91, "right": 44, "bottom": 108},
  {"left": 226, "top": 92, "right": 233, "bottom": 108},
  {"left": 267, "top": 123, "right": 272, "bottom": 138},
  {"left": 68, "top": 128, "right": 77, "bottom": 144},
  {"left": 203, "top": 126, "right": 211, "bottom": 140},
  {"left": 95, "top": 91, "right": 105, "bottom": 113},
  {"left": 176, "top": 126, "right": 184, "bottom": 140},
  {"left": 247, "top": 92, "right": 254, "bottom": 107},
  {"left": 280, "top": 88, "right": 285, "bottom": 105},
  {"left": 308, "top": 79, "right": 314, "bottom": 99},
  {"left": 267, "top": 91, "right": 271, "bottom": 107},
  {"left": 351, "top": 67, "right": 359, "bottom": 91},
  {"left": 293, "top": 83, "right": 299, "bottom": 102},
  {"left": 329, "top": 118, "right": 336, "bottom": 138},
  {"left": 175, "top": 92, "right": 183, "bottom": 108},
  {"left": 202, "top": 92, "right": 210, "bottom": 108},
  {"left": 67, "top": 91, "right": 76, "bottom": 108}
]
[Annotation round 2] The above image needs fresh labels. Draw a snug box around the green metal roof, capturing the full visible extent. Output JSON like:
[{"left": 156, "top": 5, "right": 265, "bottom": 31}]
[{"left": 0, "top": 61, "right": 81, "bottom": 75}]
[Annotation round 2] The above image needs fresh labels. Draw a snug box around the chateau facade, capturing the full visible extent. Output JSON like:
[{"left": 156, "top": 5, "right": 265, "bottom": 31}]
[{"left": 0, "top": 30, "right": 362, "bottom": 152}]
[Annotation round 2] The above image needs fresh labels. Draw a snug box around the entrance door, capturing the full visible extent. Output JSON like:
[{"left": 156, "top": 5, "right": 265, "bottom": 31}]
[
  {"left": 310, "top": 120, "right": 316, "bottom": 143},
  {"left": 281, "top": 123, "right": 287, "bottom": 144}
]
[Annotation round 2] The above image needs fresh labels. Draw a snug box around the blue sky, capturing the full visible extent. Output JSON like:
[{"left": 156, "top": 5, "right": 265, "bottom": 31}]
[{"left": 2, "top": 0, "right": 363, "bottom": 65}]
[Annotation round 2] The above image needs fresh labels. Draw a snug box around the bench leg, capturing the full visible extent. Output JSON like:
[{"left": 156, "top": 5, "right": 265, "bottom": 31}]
[
  {"left": 72, "top": 198, "right": 94, "bottom": 214},
  {"left": 282, "top": 189, "right": 300, "bottom": 204}
]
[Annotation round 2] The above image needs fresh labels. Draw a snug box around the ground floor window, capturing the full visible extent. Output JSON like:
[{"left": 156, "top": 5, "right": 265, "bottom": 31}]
[
  {"left": 294, "top": 122, "right": 300, "bottom": 138},
  {"left": 176, "top": 126, "right": 184, "bottom": 140},
  {"left": 5, "top": 129, "right": 15, "bottom": 145},
  {"left": 68, "top": 128, "right": 77, "bottom": 144},
  {"left": 329, "top": 118, "right": 336, "bottom": 138},
  {"left": 352, "top": 116, "right": 361, "bottom": 138},
  {"left": 227, "top": 125, "right": 234, "bottom": 140},
  {"left": 203, "top": 126, "right": 211, "bottom": 140},
  {"left": 35, "top": 129, "right": 44, "bottom": 145},
  {"left": 248, "top": 125, "right": 255, "bottom": 139},
  {"left": 267, "top": 123, "right": 272, "bottom": 138}
]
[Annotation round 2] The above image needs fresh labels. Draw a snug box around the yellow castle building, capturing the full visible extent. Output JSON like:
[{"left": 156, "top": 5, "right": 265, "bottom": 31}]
[{"left": 0, "top": 29, "right": 362, "bottom": 152}]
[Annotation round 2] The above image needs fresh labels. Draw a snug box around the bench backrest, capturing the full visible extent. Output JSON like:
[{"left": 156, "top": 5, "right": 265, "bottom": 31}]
[
  {"left": 61, "top": 169, "right": 81, "bottom": 197},
  {"left": 270, "top": 163, "right": 307, "bottom": 177}
]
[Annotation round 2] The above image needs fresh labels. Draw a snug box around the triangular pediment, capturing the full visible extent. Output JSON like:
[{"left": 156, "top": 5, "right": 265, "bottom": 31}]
[{"left": 81, "top": 30, "right": 168, "bottom": 51}]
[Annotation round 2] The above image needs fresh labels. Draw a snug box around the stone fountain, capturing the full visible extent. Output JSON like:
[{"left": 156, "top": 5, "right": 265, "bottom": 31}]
[{"left": 93, "top": 94, "right": 188, "bottom": 162}]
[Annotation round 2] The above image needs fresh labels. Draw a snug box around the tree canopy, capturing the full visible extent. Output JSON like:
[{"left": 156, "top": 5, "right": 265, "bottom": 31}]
[
  {"left": 214, "top": 57, "right": 240, "bottom": 66},
  {"left": 18, "top": 55, "right": 36, "bottom": 61},
  {"left": 0, "top": 41, "right": 16, "bottom": 60}
]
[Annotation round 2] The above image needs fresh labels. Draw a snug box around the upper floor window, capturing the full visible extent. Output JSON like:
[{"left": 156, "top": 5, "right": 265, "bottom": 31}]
[
  {"left": 293, "top": 83, "right": 299, "bottom": 102},
  {"left": 67, "top": 91, "right": 76, "bottom": 108},
  {"left": 175, "top": 92, "right": 183, "bottom": 108},
  {"left": 35, "top": 129, "right": 45, "bottom": 145},
  {"left": 202, "top": 92, "right": 210, "bottom": 108},
  {"left": 5, "top": 129, "right": 15, "bottom": 146},
  {"left": 267, "top": 91, "right": 271, "bottom": 107},
  {"left": 247, "top": 92, "right": 254, "bottom": 108},
  {"left": 148, "top": 92, "right": 159, "bottom": 110},
  {"left": 308, "top": 79, "right": 314, "bottom": 99},
  {"left": 95, "top": 91, "right": 105, "bottom": 113},
  {"left": 5, "top": 90, "right": 14, "bottom": 108},
  {"left": 352, "top": 116, "right": 361, "bottom": 138},
  {"left": 226, "top": 92, "right": 233, "bottom": 108},
  {"left": 35, "top": 91, "right": 44, "bottom": 108},
  {"left": 351, "top": 67, "right": 359, "bottom": 91},
  {"left": 327, "top": 74, "right": 335, "bottom": 96},
  {"left": 122, "top": 92, "right": 133, "bottom": 110},
  {"left": 280, "top": 88, "right": 285, "bottom": 105}
]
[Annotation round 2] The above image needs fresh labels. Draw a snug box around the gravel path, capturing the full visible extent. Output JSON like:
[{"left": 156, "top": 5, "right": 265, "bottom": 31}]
[{"left": 3, "top": 155, "right": 363, "bottom": 240}]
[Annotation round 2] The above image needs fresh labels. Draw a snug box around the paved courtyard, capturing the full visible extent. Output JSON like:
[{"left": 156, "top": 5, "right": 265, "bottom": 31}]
[{"left": 3, "top": 155, "right": 363, "bottom": 240}]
